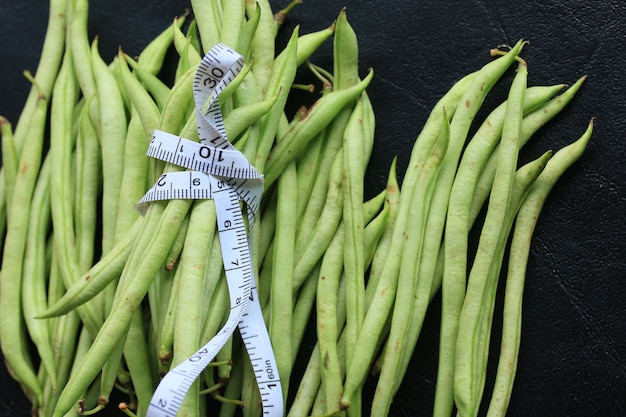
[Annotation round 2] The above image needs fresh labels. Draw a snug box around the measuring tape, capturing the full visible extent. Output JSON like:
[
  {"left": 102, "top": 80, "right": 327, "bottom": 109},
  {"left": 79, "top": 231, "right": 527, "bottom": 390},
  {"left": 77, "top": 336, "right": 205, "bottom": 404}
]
[{"left": 139, "top": 44, "right": 283, "bottom": 417}]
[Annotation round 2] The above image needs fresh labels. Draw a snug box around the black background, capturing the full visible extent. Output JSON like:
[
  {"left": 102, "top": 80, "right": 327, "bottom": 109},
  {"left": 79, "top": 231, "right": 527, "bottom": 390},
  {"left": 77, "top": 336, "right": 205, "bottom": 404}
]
[{"left": 1, "top": 1, "right": 625, "bottom": 416}]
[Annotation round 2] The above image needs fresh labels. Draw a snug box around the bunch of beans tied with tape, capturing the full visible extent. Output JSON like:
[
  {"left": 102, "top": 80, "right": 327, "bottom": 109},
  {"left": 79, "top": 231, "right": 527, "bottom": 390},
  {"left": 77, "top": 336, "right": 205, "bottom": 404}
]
[{"left": 0, "top": 0, "right": 593, "bottom": 417}]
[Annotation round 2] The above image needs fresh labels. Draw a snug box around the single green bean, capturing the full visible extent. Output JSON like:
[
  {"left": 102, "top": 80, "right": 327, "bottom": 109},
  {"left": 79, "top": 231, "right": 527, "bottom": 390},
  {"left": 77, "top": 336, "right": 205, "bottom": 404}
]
[
  {"left": 114, "top": 110, "right": 152, "bottom": 244},
  {"left": 293, "top": 149, "right": 344, "bottom": 290},
  {"left": 253, "top": 27, "right": 299, "bottom": 174},
  {"left": 123, "top": 53, "right": 171, "bottom": 109},
  {"left": 317, "top": 227, "right": 345, "bottom": 415},
  {"left": 342, "top": 98, "right": 368, "bottom": 393},
  {"left": 37, "top": 217, "right": 141, "bottom": 318},
  {"left": 173, "top": 16, "right": 202, "bottom": 73},
  {"left": 219, "top": 0, "right": 245, "bottom": 49},
  {"left": 158, "top": 264, "right": 183, "bottom": 372},
  {"left": 191, "top": 0, "right": 222, "bottom": 53},
  {"left": 172, "top": 200, "right": 217, "bottom": 416},
  {"left": 68, "top": 0, "right": 99, "bottom": 127},
  {"left": 118, "top": 50, "right": 162, "bottom": 138},
  {"left": 247, "top": 0, "right": 275, "bottom": 95},
  {"left": 291, "top": 262, "right": 321, "bottom": 365},
  {"left": 137, "top": 12, "right": 188, "bottom": 75},
  {"left": 12, "top": 0, "right": 66, "bottom": 152},
  {"left": 92, "top": 37, "right": 129, "bottom": 255},
  {"left": 295, "top": 21, "right": 336, "bottom": 67},
  {"left": 21, "top": 157, "right": 56, "bottom": 387},
  {"left": 269, "top": 159, "right": 298, "bottom": 403},
  {"left": 363, "top": 159, "right": 400, "bottom": 308},
  {"left": 123, "top": 310, "right": 155, "bottom": 417},
  {"left": 74, "top": 96, "right": 100, "bottom": 272},
  {"left": 237, "top": 1, "right": 261, "bottom": 61},
  {"left": 0, "top": 118, "right": 17, "bottom": 209}
]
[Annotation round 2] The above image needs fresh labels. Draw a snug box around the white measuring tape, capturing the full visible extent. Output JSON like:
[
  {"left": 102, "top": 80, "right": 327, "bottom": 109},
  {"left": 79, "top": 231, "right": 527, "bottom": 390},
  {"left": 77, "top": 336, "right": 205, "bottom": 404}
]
[{"left": 139, "top": 44, "right": 283, "bottom": 417}]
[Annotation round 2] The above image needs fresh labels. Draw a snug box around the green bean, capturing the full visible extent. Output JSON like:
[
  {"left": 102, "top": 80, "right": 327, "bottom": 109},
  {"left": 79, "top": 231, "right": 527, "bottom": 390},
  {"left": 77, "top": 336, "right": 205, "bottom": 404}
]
[
  {"left": 287, "top": 343, "right": 323, "bottom": 417},
  {"left": 113, "top": 110, "right": 151, "bottom": 244},
  {"left": 223, "top": 92, "right": 279, "bottom": 141},
  {"left": 369, "top": 112, "right": 449, "bottom": 416},
  {"left": 123, "top": 53, "right": 171, "bottom": 110},
  {"left": 363, "top": 159, "right": 400, "bottom": 308},
  {"left": 92, "top": 38, "right": 129, "bottom": 255},
  {"left": 191, "top": 0, "right": 222, "bottom": 53},
  {"left": 264, "top": 69, "right": 373, "bottom": 188},
  {"left": 159, "top": 65, "right": 197, "bottom": 135},
  {"left": 253, "top": 27, "right": 299, "bottom": 174},
  {"left": 486, "top": 120, "right": 593, "bottom": 417},
  {"left": 123, "top": 311, "right": 155, "bottom": 417},
  {"left": 74, "top": 96, "right": 100, "bottom": 273},
  {"left": 316, "top": 224, "right": 345, "bottom": 416},
  {"left": 454, "top": 60, "right": 528, "bottom": 417},
  {"left": 465, "top": 149, "right": 551, "bottom": 416},
  {"left": 21, "top": 157, "right": 56, "bottom": 388},
  {"left": 12, "top": 0, "right": 66, "bottom": 152},
  {"left": 362, "top": 193, "right": 390, "bottom": 268},
  {"left": 173, "top": 200, "right": 218, "bottom": 416},
  {"left": 295, "top": 129, "right": 326, "bottom": 218},
  {"left": 342, "top": 99, "right": 368, "bottom": 393},
  {"left": 137, "top": 12, "right": 187, "bottom": 75},
  {"left": 219, "top": 0, "right": 245, "bottom": 49},
  {"left": 173, "top": 16, "right": 202, "bottom": 72},
  {"left": 37, "top": 217, "right": 141, "bottom": 318},
  {"left": 68, "top": 0, "right": 99, "bottom": 126},
  {"left": 163, "top": 210, "right": 191, "bottom": 270},
  {"left": 118, "top": 51, "right": 162, "bottom": 138},
  {"left": 291, "top": 263, "right": 322, "bottom": 364},
  {"left": 333, "top": 8, "right": 359, "bottom": 91},
  {"left": 272, "top": 0, "right": 302, "bottom": 34},
  {"left": 269, "top": 158, "right": 298, "bottom": 403},
  {"left": 295, "top": 22, "right": 336, "bottom": 67},
  {"left": 433, "top": 83, "right": 566, "bottom": 417},
  {"left": 158, "top": 264, "right": 183, "bottom": 372},
  {"left": 293, "top": 150, "right": 344, "bottom": 290},
  {"left": 293, "top": 119, "right": 345, "bottom": 258},
  {"left": 0, "top": 118, "right": 17, "bottom": 209},
  {"left": 237, "top": 1, "right": 261, "bottom": 61},
  {"left": 247, "top": 0, "right": 275, "bottom": 95}
]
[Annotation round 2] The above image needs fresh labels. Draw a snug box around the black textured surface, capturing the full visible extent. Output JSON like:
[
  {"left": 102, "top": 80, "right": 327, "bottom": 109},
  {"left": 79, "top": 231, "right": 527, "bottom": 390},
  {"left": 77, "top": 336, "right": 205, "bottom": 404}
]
[{"left": 1, "top": 1, "right": 625, "bottom": 416}]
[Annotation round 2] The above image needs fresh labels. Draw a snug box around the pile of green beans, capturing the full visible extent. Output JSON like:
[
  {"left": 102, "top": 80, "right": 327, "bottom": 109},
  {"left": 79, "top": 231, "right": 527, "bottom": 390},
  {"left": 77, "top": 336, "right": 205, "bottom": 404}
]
[{"left": 0, "top": 1, "right": 593, "bottom": 417}]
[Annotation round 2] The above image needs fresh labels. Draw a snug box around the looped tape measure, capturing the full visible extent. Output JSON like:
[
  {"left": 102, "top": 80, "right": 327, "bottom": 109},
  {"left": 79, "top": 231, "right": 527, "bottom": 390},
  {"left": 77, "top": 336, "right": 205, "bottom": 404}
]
[{"left": 138, "top": 44, "right": 283, "bottom": 417}]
